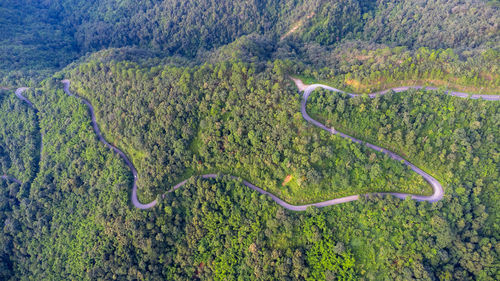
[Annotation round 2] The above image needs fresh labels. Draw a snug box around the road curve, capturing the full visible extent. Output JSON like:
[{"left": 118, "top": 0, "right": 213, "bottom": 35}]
[
  {"left": 62, "top": 80, "right": 154, "bottom": 209},
  {"left": 62, "top": 80, "right": 366, "bottom": 210},
  {"left": 294, "top": 77, "right": 499, "bottom": 202},
  {"left": 370, "top": 86, "right": 500, "bottom": 100},
  {"left": 63, "top": 80, "right": 363, "bottom": 210},
  {"left": 62, "top": 78, "right": 497, "bottom": 210},
  {"left": 299, "top": 80, "right": 444, "bottom": 202},
  {"left": 15, "top": 87, "right": 33, "bottom": 107},
  {"left": 292, "top": 78, "right": 500, "bottom": 101},
  {"left": 1, "top": 175, "right": 22, "bottom": 184}
]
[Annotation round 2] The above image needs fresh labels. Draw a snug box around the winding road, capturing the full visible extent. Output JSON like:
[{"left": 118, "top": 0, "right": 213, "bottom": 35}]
[
  {"left": 15, "top": 87, "right": 32, "bottom": 106},
  {"left": 292, "top": 78, "right": 500, "bottom": 101},
  {"left": 297, "top": 80, "right": 445, "bottom": 203},
  {"left": 1, "top": 175, "right": 22, "bottom": 184},
  {"left": 61, "top": 79, "right": 499, "bottom": 211}
]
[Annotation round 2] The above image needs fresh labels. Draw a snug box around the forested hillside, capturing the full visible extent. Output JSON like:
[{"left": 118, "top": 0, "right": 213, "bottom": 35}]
[
  {"left": 68, "top": 59, "right": 429, "bottom": 203},
  {"left": 41, "top": 0, "right": 500, "bottom": 54},
  {"left": 308, "top": 88, "right": 499, "bottom": 233},
  {"left": 0, "top": 0, "right": 78, "bottom": 84},
  {"left": 297, "top": 46, "right": 500, "bottom": 94},
  {"left": 1, "top": 0, "right": 498, "bottom": 84},
  {"left": 0, "top": 79, "right": 495, "bottom": 280},
  {"left": 0, "top": 0, "right": 499, "bottom": 280},
  {"left": 0, "top": 89, "right": 40, "bottom": 183},
  {"left": 361, "top": 0, "right": 499, "bottom": 50}
]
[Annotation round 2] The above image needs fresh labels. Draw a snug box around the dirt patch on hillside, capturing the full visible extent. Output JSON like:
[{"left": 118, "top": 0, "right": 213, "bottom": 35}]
[
  {"left": 282, "top": 175, "right": 293, "bottom": 186},
  {"left": 280, "top": 12, "right": 315, "bottom": 40},
  {"left": 291, "top": 77, "right": 308, "bottom": 92}
]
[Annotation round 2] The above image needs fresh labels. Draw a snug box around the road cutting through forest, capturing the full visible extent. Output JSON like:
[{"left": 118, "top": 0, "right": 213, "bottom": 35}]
[
  {"left": 59, "top": 79, "right": 498, "bottom": 210},
  {"left": 1, "top": 175, "right": 22, "bottom": 184}
]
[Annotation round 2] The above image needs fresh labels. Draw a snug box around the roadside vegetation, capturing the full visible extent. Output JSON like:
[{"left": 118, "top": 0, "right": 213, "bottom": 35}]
[
  {"left": 0, "top": 89, "right": 39, "bottom": 182},
  {"left": 0, "top": 0, "right": 498, "bottom": 279},
  {"left": 297, "top": 47, "right": 500, "bottom": 95},
  {"left": 68, "top": 60, "right": 430, "bottom": 204}
]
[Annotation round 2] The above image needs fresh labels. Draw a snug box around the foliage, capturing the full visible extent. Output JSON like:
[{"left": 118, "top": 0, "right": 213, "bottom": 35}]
[
  {"left": 299, "top": 46, "right": 500, "bottom": 95},
  {"left": 1, "top": 0, "right": 498, "bottom": 85},
  {"left": 0, "top": 90, "right": 39, "bottom": 182},
  {"left": 0, "top": 0, "right": 498, "bottom": 280},
  {"left": 308, "top": 87, "right": 500, "bottom": 239},
  {"left": 362, "top": 0, "right": 499, "bottom": 50},
  {"left": 0, "top": 68, "right": 495, "bottom": 280},
  {"left": 68, "top": 59, "right": 430, "bottom": 203},
  {"left": 0, "top": 0, "right": 78, "bottom": 85}
]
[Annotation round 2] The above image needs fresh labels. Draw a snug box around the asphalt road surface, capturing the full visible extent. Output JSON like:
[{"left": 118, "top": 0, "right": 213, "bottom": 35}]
[{"left": 61, "top": 78, "right": 499, "bottom": 210}]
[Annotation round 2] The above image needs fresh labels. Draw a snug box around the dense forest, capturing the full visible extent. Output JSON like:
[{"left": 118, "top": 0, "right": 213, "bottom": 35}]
[
  {"left": 0, "top": 57, "right": 496, "bottom": 280},
  {"left": 1, "top": 0, "right": 498, "bottom": 84},
  {"left": 0, "top": 0, "right": 499, "bottom": 280},
  {"left": 0, "top": 0, "right": 78, "bottom": 85},
  {"left": 68, "top": 59, "right": 430, "bottom": 203},
  {"left": 296, "top": 46, "right": 500, "bottom": 94},
  {"left": 0, "top": 78, "right": 495, "bottom": 280},
  {"left": 0, "top": 89, "right": 40, "bottom": 183},
  {"left": 308, "top": 87, "right": 499, "bottom": 232},
  {"left": 38, "top": 0, "right": 500, "bottom": 54}
]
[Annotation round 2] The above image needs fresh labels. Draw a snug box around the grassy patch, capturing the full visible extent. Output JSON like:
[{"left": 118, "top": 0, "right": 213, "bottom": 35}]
[{"left": 189, "top": 131, "right": 203, "bottom": 155}]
